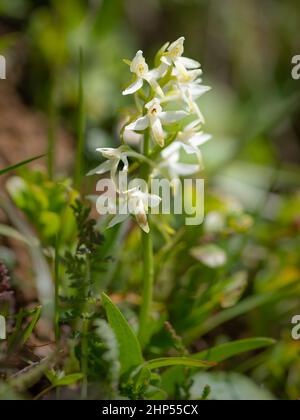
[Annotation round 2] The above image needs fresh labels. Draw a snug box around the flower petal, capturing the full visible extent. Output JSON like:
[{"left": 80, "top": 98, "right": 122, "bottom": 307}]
[
  {"left": 108, "top": 213, "right": 129, "bottom": 229},
  {"left": 178, "top": 56, "right": 201, "bottom": 69},
  {"left": 122, "top": 78, "right": 144, "bottom": 95},
  {"left": 150, "top": 116, "right": 165, "bottom": 147},
  {"left": 134, "top": 211, "right": 150, "bottom": 233},
  {"left": 181, "top": 143, "right": 197, "bottom": 155},
  {"left": 189, "top": 84, "right": 211, "bottom": 98},
  {"left": 87, "top": 160, "right": 112, "bottom": 176},
  {"left": 148, "top": 194, "right": 161, "bottom": 209},
  {"left": 125, "top": 116, "right": 149, "bottom": 131},
  {"left": 146, "top": 77, "right": 165, "bottom": 98},
  {"left": 161, "top": 56, "right": 172, "bottom": 66},
  {"left": 190, "top": 133, "right": 212, "bottom": 147},
  {"left": 160, "top": 111, "right": 188, "bottom": 123},
  {"left": 172, "top": 162, "right": 200, "bottom": 176}
]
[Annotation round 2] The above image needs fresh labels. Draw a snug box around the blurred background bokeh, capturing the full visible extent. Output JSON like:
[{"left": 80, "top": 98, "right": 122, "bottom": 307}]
[{"left": 1, "top": 0, "right": 300, "bottom": 400}]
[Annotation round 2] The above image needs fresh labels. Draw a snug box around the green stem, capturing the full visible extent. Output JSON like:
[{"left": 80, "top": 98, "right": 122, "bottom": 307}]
[
  {"left": 138, "top": 130, "right": 154, "bottom": 347},
  {"left": 138, "top": 230, "right": 154, "bottom": 347}
]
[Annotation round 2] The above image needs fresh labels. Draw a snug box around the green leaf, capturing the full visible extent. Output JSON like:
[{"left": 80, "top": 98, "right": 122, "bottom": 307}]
[
  {"left": 20, "top": 306, "right": 42, "bottom": 346},
  {"left": 101, "top": 293, "right": 143, "bottom": 376},
  {"left": 8, "top": 306, "right": 42, "bottom": 351},
  {"left": 144, "top": 357, "right": 216, "bottom": 371},
  {"left": 161, "top": 338, "right": 275, "bottom": 396},
  {"left": 0, "top": 155, "right": 45, "bottom": 176},
  {"left": 54, "top": 373, "right": 84, "bottom": 387},
  {"left": 196, "top": 338, "right": 275, "bottom": 362}
]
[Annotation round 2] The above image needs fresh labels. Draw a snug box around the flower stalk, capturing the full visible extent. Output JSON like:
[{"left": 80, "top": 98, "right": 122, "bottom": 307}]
[{"left": 138, "top": 129, "right": 154, "bottom": 346}]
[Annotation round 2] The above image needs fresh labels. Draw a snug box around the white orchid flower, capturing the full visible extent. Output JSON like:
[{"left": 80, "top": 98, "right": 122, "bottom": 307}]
[
  {"left": 163, "top": 68, "right": 211, "bottom": 123},
  {"left": 173, "top": 120, "right": 211, "bottom": 157},
  {"left": 87, "top": 146, "right": 146, "bottom": 185},
  {"left": 98, "top": 186, "right": 161, "bottom": 234},
  {"left": 125, "top": 98, "right": 187, "bottom": 147},
  {"left": 161, "top": 147, "right": 200, "bottom": 177},
  {"left": 160, "top": 37, "right": 201, "bottom": 75},
  {"left": 123, "top": 51, "right": 164, "bottom": 97}
]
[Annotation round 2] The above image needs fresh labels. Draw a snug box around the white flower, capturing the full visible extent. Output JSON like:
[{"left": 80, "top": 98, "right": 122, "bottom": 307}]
[
  {"left": 123, "top": 51, "right": 164, "bottom": 97},
  {"left": 125, "top": 98, "right": 187, "bottom": 147},
  {"left": 164, "top": 68, "right": 211, "bottom": 122},
  {"left": 160, "top": 147, "right": 200, "bottom": 179},
  {"left": 98, "top": 186, "right": 161, "bottom": 233},
  {"left": 171, "top": 120, "right": 211, "bottom": 156},
  {"left": 160, "top": 37, "right": 201, "bottom": 75},
  {"left": 87, "top": 146, "right": 145, "bottom": 184}
]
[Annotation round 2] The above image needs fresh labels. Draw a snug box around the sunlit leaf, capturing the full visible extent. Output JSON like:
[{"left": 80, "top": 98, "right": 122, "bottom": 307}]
[
  {"left": 101, "top": 293, "right": 143, "bottom": 376},
  {"left": 144, "top": 357, "right": 216, "bottom": 371}
]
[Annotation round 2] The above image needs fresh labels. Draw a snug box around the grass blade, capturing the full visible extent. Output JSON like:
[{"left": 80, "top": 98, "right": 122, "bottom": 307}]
[{"left": 0, "top": 155, "right": 45, "bottom": 176}]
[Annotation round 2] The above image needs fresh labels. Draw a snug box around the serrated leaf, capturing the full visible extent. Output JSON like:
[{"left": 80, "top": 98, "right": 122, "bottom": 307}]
[{"left": 101, "top": 293, "right": 143, "bottom": 376}]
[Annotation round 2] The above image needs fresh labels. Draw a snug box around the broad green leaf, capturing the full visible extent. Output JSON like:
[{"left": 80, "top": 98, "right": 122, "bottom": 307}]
[
  {"left": 0, "top": 155, "right": 45, "bottom": 176},
  {"left": 161, "top": 338, "right": 275, "bottom": 396},
  {"left": 144, "top": 357, "right": 216, "bottom": 371},
  {"left": 101, "top": 293, "right": 143, "bottom": 375},
  {"left": 191, "top": 244, "right": 227, "bottom": 268}
]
